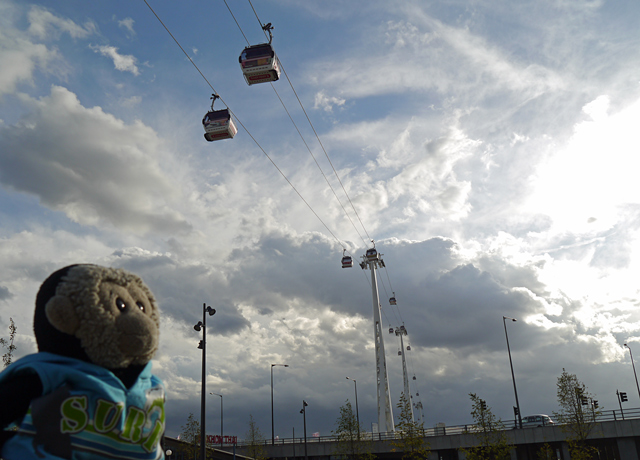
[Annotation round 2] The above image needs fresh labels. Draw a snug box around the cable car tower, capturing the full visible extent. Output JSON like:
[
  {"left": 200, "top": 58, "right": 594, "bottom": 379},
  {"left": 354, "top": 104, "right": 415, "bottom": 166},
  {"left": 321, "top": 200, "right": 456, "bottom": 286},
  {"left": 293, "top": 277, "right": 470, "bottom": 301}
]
[
  {"left": 395, "top": 325, "right": 414, "bottom": 422},
  {"left": 360, "top": 244, "right": 394, "bottom": 433}
]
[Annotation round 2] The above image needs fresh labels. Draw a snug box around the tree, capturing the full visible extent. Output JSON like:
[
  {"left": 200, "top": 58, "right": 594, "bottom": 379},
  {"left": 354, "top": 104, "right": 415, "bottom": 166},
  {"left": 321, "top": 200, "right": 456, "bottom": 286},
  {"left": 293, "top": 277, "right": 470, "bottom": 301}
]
[
  {"left": 332, "top": 400, "right": 375, "bottom": 460},
  {"left": 460, "top": 393, "right": 512, "bottom": 460},
  {"left": 553, "top": 368, "right": 600, "bottom": 460},
  {"left": 537, "top": 443, "right": 555, "bottom": 460},
  {"left": 0, "top": 318, "right": 17, "bottom": 368},
  {"left": 179, "top": 413, "right": 201, "bottom": 460},
  {"left": 244, "top": 414, "right": 267, "bottom": 460},
  {"left": 390, "top": 392, "right": 431, "bottom": 460}
]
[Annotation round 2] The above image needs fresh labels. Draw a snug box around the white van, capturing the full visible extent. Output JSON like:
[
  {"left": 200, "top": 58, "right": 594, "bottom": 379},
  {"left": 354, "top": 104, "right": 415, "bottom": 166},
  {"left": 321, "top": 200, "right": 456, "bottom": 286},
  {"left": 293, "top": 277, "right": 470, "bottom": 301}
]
[{"left": 521, "top": 414, "right": 554, "bottom": 427}]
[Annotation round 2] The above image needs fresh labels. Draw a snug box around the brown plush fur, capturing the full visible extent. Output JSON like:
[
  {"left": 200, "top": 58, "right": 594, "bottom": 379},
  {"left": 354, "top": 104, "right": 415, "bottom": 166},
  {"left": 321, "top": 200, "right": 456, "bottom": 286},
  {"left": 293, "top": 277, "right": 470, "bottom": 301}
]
[{"left": 44, "top": 265, "right": 160, "bottom": 369}]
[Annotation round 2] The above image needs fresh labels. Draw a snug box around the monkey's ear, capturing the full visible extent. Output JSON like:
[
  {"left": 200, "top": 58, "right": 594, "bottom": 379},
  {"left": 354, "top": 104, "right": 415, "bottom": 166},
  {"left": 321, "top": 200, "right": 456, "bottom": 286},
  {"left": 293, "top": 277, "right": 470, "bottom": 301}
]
[{"left": 45, "top": 295, "right": 80, "bottom": 335}]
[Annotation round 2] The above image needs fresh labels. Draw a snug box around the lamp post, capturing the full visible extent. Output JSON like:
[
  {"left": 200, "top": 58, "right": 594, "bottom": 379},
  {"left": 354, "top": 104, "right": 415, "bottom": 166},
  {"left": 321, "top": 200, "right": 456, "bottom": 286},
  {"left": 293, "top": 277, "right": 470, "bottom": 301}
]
[
  {"left": 210, "top": 393, "right": 223, "bottom": 448},
  {"left": 624, "top": 344, "right": 640, "bottom": 401},
  {"left": 271, "top": 363, "right": 289, "bottom": 444},
  {"left": 503, "top": 316, "right": 522, "bottom": 429},
  {"left": 194, "top": 303, "right": 216, "bottom": 460},
  {"left": 346, "top": 377, "right": 360, "bottom": 440},
  {"left": 300, "top": 400, "right": 308, "bottom": 460}
]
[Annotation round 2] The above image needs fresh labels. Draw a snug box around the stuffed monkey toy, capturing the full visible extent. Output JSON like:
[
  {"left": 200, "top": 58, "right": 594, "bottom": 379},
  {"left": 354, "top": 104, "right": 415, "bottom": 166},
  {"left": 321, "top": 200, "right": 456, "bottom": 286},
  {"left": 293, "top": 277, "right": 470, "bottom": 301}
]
[{"left": 0, "top": 264, "right": 165, "bottom": 460}]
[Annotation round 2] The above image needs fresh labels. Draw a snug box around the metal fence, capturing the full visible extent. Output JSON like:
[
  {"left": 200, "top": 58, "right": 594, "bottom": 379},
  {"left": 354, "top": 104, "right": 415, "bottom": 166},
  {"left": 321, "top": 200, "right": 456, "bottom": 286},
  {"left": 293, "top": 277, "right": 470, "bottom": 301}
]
[{"left": 234, "top": 407, "right": 640, "bottom": 447}]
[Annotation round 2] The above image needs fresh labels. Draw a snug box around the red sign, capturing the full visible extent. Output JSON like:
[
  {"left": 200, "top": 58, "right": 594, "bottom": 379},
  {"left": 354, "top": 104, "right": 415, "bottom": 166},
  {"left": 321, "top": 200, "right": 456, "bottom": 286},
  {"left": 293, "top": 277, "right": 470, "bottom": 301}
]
[{"left": 206, "top": 435, "right": 237, "bottom": 445}]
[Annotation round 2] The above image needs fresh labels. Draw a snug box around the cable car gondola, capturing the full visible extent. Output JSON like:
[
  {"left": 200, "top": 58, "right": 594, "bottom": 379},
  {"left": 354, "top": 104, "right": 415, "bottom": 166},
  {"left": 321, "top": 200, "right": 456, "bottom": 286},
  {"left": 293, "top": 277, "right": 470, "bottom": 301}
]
[
  {"left": 239, "top": 23, "right": 280, "bottom": 86},
  {"left": 341, "top": 249, "right": 353, "bottom": 268},
  {"left": 388, "top": 327, "right": 394, "bottom": 334},
  {"left": 202, "top": 94, "right": 238, "bottom": 142},
  {"left": 389, "top": 292, "right": 397, "bottom": 305},
  {"left": 407, "top": 345, "right": 411, "bottom": 350},
  {"left": 365, "top": 248, "right": 378, "bottom": 261}
]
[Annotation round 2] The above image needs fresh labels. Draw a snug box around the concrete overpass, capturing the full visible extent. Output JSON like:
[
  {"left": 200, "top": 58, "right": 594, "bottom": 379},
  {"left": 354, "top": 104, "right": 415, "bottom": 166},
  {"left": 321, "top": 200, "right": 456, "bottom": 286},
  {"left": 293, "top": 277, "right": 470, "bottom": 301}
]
[{"left": 225, "top": 418, "right": 640, "bottom": 460}]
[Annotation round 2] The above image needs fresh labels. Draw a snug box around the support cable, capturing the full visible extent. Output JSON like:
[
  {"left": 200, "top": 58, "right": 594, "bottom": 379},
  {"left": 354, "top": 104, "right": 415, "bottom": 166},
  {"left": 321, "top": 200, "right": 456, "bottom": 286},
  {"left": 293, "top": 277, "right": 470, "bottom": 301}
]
[
  {"left": 142, "top": 0, "right": 348, "bottom": 251},
  {"left": 247, "top": 0, "right": 372, "bottom": 248}
]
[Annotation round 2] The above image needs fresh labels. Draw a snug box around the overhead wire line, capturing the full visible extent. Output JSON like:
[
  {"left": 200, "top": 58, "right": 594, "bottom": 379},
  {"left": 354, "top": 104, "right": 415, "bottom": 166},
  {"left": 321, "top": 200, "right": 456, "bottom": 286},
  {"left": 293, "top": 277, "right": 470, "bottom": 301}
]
[
  {"left": 222, "top": 0, "right": 249, "bottom": 44},
  {"left": 224, "top": 3, "right": 360, "bottom": 255},
  {"left": 247, "top": 1, "right": 410, "bottom": 328},
  {"left": 247, "top": 0, "right": 373, "bottom": 249},
  {"left": 241, "top": 1, "right": 368, "bottom": 251},
  {"left": 142, "top": 0, "right": 346, "bottom": 250}
]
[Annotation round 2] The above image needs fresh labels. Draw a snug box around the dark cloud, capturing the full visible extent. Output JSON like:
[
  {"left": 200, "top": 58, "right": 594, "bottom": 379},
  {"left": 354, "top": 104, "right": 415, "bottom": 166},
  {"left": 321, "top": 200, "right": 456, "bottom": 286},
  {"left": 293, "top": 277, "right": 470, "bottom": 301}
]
[{"left": 0, "top": 285, "right": 12, "bottom": 300}]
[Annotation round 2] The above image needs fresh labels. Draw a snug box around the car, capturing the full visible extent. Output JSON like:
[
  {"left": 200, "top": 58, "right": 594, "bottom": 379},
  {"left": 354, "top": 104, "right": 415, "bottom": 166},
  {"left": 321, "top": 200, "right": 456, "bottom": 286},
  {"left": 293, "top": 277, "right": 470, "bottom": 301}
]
[{"left": 521, "top": 414, "right": 555, "bottom": 427}]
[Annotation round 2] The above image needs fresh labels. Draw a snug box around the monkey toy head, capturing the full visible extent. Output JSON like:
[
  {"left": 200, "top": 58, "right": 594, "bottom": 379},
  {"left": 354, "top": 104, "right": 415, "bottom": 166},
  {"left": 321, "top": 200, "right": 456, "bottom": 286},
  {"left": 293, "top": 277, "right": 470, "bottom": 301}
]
[{"left": 35, "top": 264, "right": 160, "bottom": 370}]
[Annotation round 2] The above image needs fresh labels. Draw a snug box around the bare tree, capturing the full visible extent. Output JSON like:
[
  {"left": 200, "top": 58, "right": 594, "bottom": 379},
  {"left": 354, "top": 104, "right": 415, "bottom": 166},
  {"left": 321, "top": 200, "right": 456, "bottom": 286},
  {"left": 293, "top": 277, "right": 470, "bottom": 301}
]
[
  {"left": 0, "top": 318, "right": 16, "bottom": 368},
  {"left": 332, "top": 400, "right": 374, "bottom": 460},
  {"left": 460, "top": 393, "right": 512, "bottom": 460},
  {"left": 244, "top": 414, "right": 267, "bottom": 460},
  {"left": 553, "top": 368, "right": 600, "bottom": 460},
  {"left": 179, "top": 413, "right": 201, "bottom": 460},
  {"left": 391, "top": 392, "right": 431, "bottom": 460}
]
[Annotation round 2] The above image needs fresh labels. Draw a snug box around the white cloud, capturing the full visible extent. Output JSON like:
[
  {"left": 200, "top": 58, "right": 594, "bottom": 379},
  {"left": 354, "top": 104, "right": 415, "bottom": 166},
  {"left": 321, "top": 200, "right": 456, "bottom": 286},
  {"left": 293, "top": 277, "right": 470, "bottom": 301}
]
[
  {"left": 27, "top": 5, "right": 95, "bottom": 40},
  {"left": 526, "top": 95, "right": 640, "bottom": 235},
  {"left": 0, "top": 3, "right": 66, "bottom": 97},
  {"left": 90, "top": 44, "right": 140, "bottom": 75},
  {"left": 0, "top": 85, "right": 191, "bottom": 235},
  {"left": 117, "top": 17, "right": 136, "bottom": 36},
  {"left": 0, "top": 29, "right": 53, "bottom": 96},
  {"left": 313, "top": 91, "right": 346, "bottom": 112}
]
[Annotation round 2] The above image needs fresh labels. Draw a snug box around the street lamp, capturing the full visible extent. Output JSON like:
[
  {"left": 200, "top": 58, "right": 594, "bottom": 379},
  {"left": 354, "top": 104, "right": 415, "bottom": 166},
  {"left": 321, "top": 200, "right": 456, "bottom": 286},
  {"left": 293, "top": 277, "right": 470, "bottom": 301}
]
[
  {"left": 624, "top": 344, "right": 640, "bottom": 402},
  {"left": 346, "top": 377, "right": 360, "bottom": 440},
  {"left": 503, "top": 316, "right": 522, "bottom": 429},
  {"left": 210, "top": 392, "right": 223, "bottom": 449},
  {"left": 271, "top": 363, "right": 289, "bottom": 444},
  {"left": 194, "top": 303, "right": 216, "bottom": 460},
  {"left": 300, "top": 400, "right": 308, "bottom": 460}
]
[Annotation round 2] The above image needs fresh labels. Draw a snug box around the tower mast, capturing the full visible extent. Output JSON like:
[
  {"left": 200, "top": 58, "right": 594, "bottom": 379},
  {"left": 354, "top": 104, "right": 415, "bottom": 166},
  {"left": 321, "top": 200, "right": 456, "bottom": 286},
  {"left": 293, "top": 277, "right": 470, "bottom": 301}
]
[
  {"left": 361, "top": 246, "right": 394, "bottom": 432},
  {"left": 396, "top": 326, "right": 414, "bottom": 421}
]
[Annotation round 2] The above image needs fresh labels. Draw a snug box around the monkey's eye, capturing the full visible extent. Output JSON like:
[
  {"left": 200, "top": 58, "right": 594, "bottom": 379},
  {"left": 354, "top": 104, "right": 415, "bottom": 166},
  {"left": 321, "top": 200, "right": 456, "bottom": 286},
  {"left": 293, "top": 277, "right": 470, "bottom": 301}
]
[
  {"left": 116, "top": 298, "right": 127, "bottom": 312},
  {"left": 136, "top": 301, "right": 145, "bottom": 312}
]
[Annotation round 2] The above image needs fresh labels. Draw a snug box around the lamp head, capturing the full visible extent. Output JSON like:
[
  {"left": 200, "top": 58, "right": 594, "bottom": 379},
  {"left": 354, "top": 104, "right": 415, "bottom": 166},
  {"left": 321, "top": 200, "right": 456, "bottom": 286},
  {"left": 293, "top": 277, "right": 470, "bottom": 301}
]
[
  {"left": 206, "top": 306, "right": 216, "bottom": 316},
  {"left": 194, "top": 321, "right": 203, "bottom": 332}
]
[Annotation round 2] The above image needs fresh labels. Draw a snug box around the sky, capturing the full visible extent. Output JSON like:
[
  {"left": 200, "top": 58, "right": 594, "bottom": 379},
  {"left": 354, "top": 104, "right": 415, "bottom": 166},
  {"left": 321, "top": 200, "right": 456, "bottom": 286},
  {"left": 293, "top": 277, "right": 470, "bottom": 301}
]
[{"left": 1, "top": 0, "right": 640, "bottom": 443}]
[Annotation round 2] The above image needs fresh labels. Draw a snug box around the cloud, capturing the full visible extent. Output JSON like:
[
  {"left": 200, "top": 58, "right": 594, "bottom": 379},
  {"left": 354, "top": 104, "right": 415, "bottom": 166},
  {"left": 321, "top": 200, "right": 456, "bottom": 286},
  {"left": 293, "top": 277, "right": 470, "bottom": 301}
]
[
  {"left": 0, "top": 3, "right": 63, "bottom": 97},
  {"left": 0, "top": 285, "right": 12, "bottom": 300},
  {"left": 0, "top": 85, "right": 191, "bottom": 235},
  {"left": 90, "top": 44, "right": 140, "bottom": 75},
  {"left": 27, "top": 5, "right": 95, "bottom": 40},
  {"left": 313, "top": 91, "right": 346, "bottom": 112},
  {"left": 307, "top": 14, "right": 563, "bottom": 103},
  {"left": 117, "top": 17, "right": 136, "bottom": 36}
]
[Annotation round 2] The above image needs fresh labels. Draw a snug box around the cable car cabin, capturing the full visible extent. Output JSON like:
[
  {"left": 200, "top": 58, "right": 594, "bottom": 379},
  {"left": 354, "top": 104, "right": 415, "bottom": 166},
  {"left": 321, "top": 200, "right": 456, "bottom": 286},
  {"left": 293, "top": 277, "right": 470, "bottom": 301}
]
[
  {"left": 203, "top": 109, "right": 237, "bottom": 141},
  {"left": 389, "top": 327, "right": 394, "bottom": 334},
  {"left": 389, "top": 296, "right": 397, "bottom": 305},
  {"left": 239, "top": 44, "right": 280, "bottom": 85},
  {"left": 398, "top": 350, "right": 402, "bottom": 356},
  {"left": 365, "top": 248, "right": 378, "bottom": 261},
  {"left": 407, "top": 345, "right": 411, "bottom": 350},
  {"left": 341, "top": 256, "right": 353, "bottom": 268}
]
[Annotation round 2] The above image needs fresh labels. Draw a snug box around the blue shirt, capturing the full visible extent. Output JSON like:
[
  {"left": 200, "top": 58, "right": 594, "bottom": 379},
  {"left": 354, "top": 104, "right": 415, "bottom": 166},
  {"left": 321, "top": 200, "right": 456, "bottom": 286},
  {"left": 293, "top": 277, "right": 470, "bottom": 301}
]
[{"left": 0, "top": 352, "right": 165, "bottom": 460}]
